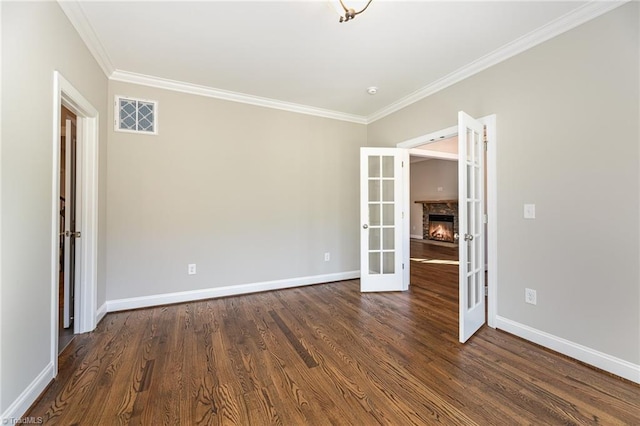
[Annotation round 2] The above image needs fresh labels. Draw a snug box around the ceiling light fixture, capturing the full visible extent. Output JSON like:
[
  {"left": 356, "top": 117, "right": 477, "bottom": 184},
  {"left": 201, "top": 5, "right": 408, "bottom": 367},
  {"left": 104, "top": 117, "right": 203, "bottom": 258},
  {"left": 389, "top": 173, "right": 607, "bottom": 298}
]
[
  {"left": 367, "top": 86, "right": 378, "bottom": 95},
  {"left": 334, "top": 0, "right": 373, "bottom": 23}
]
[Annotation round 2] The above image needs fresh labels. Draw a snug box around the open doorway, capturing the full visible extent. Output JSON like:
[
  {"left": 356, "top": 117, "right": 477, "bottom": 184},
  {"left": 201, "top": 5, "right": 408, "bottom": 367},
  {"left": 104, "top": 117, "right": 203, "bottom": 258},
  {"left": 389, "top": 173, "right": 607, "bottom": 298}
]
[
  {"left": 359, "top": 113, "right": 496, "bottom": 341},
  {"left": 58, "top": 106, "right": 78, "bottom": 354},
  {"left": 408, "top": 137, "right": 465, "bottom": 336},
  {"left": 398, "top": 113, "right": 497, "bottom": 333},
  {"left": 51, "top": 71, "right": 100, "bottom": 375}
]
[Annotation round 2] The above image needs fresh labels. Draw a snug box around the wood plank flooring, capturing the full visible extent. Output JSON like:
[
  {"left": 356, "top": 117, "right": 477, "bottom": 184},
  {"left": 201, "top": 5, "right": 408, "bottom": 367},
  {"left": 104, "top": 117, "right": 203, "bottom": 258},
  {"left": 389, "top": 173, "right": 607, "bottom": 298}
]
[{"left": 26, "top": 241, "right": 640, "bottom": 424}]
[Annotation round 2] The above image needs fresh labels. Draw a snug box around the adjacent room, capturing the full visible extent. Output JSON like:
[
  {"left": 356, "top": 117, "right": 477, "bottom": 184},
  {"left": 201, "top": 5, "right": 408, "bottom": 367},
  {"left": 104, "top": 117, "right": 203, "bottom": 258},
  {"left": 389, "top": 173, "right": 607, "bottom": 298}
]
[{"left": 1, "top": 0, "right": 639, "bottom": 423}]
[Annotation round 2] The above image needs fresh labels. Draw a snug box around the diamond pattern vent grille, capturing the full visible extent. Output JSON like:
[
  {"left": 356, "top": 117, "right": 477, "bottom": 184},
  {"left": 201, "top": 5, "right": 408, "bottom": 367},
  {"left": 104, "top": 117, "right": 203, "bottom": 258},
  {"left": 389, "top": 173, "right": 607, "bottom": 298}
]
[{"left": 116, "top": 97, "right": 157, "bottom": 134}]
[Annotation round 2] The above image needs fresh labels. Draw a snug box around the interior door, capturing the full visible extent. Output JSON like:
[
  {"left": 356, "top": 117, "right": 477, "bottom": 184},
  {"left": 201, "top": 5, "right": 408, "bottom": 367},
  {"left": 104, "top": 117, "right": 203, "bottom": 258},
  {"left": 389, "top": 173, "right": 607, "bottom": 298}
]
[
  {"left": 62, "top": 119, "right": 78, "bottom": 329},
  {"left": 360, "top": 148, "right": 408, "bottom": 292},
  {"left": 458, "top": 111, "right": 486, "bottom": 342}
]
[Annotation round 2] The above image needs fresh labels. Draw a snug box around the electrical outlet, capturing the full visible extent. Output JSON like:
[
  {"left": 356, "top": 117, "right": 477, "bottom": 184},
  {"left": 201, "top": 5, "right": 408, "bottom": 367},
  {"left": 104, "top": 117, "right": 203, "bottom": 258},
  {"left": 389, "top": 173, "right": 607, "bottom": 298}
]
[
  {"left": 324, "top": 252, "right": 330, "bottom": 262},
  {"left": 525, "top": 288, "right": 537, "bottom": 305},
  {"left": 188, "top": 263, "right": 196, "bottom": 275}
]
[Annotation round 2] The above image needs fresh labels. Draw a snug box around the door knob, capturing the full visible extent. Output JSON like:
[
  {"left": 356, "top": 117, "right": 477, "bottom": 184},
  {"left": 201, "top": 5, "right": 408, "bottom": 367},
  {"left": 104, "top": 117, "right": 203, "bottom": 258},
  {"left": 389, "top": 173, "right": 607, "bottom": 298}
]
[
  {"left": 454, "top": 232, "right": 459, "bottom": 241},
  {"left": 362, "top": 224, "right": 368, "bottom": 229},
  {"left": 71, "top": 231, "right": 81, "bottom": 238},
  {"left": 464, "top": 234, "right": 474, "bottom": 241}
]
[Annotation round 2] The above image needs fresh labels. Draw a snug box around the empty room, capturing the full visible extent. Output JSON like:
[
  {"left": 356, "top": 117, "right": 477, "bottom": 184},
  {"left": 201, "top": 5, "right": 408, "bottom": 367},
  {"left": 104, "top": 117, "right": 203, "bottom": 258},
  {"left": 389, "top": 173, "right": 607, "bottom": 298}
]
[{"left": 1, "top": 0, "right": 639, "bottom": 424}]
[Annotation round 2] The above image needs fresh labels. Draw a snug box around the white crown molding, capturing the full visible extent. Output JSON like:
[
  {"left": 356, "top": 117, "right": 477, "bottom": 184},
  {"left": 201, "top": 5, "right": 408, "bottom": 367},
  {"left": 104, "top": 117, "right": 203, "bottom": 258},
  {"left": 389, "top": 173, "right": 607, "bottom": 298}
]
[
  {"left": 366, "top": 0, "right": 630, "bottom": 124},
  {"left": 59, "top": 0, "right": 626, "bottom": 125},
  {"left": 57, "top": 0, "right": 114, "bottom": 77},
  {"left": 110, "top": 70, "right": 368, "bottom": 124}
]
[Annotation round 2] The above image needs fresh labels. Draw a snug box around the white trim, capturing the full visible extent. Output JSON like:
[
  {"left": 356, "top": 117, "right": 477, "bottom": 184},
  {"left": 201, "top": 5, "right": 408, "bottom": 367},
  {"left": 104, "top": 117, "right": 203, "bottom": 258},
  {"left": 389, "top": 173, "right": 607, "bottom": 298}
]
[
  {"left": 52, "top": 72, "right": 100, "bottom": 379},
  {"left": 0, "top": 362, "right": 54, "bottom": 423},
  {"left": 401, "top": 149, "right": 410, "bottom": 291},
  {"left": 482, "top": 115, "right": 498, "bottom": 328},
  {"left": 367, "top": 1, "right": 629, "bottom": 123},
  {"left": 77, "top": 112, "right": 99, "bottom": 334},
  {"left": 59, "top": 0, "right": 626, "bottom": 125},
  {"left": 496, "top": 316, "right": 640, "bottom": 384},
  {"left": 106, "top": 271, "right": 360, "bottom": 313},
  {"left": 397, "top": 125, "right": 458, "bottom": 149},
  {"left": 410, "top": 234, "right": 423, "bottom": 240},
  {"left": 0, "top": 0, "right": 3, "bottom": 412},
  {"left": 110, "top": 70, "right": 367, "bottom": 125},
  {"left": 409, "top": 149, "right": 458, "bottom": 162},
  {"left": 96, "top": 302, "right": 107, "bottom": 324},
  {"left": 56, "top": 0, "right": 114, "bottom": 77},
  {"left": 51, "top": 75, "right": 61, "bottom": 376}
]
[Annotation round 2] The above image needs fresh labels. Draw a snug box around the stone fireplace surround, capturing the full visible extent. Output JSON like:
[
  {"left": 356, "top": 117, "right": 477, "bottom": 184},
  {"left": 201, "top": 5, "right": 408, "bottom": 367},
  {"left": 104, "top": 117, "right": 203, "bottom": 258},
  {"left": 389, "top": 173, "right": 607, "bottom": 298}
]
[{"left": 415, "top": 200, "right": 459, "bottom": 243}]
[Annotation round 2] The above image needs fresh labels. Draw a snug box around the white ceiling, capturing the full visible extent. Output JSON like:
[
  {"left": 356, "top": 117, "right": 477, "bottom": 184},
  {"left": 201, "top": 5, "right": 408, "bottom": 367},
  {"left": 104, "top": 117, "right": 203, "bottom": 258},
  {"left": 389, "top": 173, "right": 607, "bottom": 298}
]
[{"left": 65, "top": 1, "right": 615, "bottom": 122}]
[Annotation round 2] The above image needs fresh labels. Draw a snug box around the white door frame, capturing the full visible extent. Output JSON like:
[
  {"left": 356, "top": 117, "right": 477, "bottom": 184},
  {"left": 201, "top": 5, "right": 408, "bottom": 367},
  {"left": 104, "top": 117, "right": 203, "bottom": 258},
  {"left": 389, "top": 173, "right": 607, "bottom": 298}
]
[
  {"left": 51, "top": 71, "right": 99, "bottom": 373},
  {"left": 397, "top": 115, "right": 497, "bottom": 328}
]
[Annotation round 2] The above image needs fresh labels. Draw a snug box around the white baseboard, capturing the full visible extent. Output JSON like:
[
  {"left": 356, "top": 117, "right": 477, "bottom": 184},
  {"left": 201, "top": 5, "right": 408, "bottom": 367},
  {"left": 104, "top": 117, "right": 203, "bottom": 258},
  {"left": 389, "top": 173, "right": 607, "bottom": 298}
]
[
  {"left": 1, "top": 362, "right": 54, "bottom": 422},
  {"left": 107, "top": 270, "right": 360, "bottom": 313},
  {"left": 96, "top": 302, "right": 107, "bottom": 324},
  {"left": 495, "top": 316, "right": 640, "bottom": 384},
  {"left": 410, "top": 234, "right": 423, "bottom": 239}
]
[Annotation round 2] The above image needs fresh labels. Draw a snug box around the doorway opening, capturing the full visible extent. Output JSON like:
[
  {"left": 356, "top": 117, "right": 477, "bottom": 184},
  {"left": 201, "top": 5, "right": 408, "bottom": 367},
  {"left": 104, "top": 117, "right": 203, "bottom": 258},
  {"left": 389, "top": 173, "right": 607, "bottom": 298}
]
[
  {"left": 359, "top": 113, "right": 496, "bottom": 342},
  {"left": 58, "top": 106, "right": 78, "bottom": 354},
  {"left": 399, "top": 114, "right": 497, "bottom": 331},
  {"left": 51, "top": 71, "right": 100, "bottom": 375}
]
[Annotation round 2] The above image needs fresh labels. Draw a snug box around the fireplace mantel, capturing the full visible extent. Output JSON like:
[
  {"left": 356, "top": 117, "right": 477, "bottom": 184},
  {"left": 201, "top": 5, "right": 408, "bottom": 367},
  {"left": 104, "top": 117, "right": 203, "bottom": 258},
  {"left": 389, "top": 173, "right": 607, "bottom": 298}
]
[{"left": 415, "top": 199, "right": 458, "bottom": 208}]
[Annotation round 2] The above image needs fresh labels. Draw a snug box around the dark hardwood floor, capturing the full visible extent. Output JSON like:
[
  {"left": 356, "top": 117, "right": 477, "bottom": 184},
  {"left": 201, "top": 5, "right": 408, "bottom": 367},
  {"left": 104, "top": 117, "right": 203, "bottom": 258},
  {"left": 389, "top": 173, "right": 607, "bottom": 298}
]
[{"left": 27, "top": 241, "right": 639, "bottom": 424}]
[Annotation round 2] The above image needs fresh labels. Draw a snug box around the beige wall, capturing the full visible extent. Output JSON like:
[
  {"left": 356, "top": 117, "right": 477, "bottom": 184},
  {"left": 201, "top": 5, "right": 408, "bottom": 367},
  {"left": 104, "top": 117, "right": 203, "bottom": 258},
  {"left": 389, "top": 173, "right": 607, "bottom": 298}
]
[
  {"left": 1, "top": 1, "right": 108, "bottom": 414},
  {"left": 106, "top": 80, "right": 366, "bottom": 301},
  {"left": 409, "top": 159, "right": 458, "bottom": 237},
  {"left": 2, "top": 1, "right": 638, "bottom": 417},
  {"left": 368, "top": 3, "right": 640, "bottom": 365}
]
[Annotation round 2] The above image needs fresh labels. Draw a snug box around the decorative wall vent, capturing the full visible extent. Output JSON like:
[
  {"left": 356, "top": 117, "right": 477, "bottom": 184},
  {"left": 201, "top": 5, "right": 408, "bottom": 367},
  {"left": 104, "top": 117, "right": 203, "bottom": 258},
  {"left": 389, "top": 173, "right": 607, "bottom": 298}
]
[{"left": 114, "top": 96, "right": 158, "bottom": 134}]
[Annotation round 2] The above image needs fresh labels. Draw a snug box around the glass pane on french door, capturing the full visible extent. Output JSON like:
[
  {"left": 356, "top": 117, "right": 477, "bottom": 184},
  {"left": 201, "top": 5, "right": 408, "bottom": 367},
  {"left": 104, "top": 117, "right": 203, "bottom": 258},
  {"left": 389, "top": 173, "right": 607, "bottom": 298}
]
[{"left": 368, "top": 155, "right": 395, "bottom": 274}]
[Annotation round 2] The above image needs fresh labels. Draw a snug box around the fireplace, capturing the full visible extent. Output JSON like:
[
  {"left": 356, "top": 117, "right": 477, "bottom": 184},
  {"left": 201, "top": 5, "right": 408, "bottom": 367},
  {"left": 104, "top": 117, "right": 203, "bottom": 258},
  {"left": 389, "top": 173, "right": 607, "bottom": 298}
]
[
  {"left": 428, "top": 214, "right": 455, "bottom": 242},
  {"left": 416, "top": 199, "right": 458, "bottom": 243}
]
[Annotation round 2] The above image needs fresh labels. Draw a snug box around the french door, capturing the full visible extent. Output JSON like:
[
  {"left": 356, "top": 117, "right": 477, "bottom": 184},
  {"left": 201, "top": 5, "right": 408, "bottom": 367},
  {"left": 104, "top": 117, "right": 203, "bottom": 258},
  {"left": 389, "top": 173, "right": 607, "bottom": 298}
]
[
  {"left": 359, "top": 111, "right": 487, "bottom": 344},
  {"left": 359, "top": 148, "right": 408, "bottom": 292},
  {"left": 457, "top": 111, "right": 486, "bottom": 343}
]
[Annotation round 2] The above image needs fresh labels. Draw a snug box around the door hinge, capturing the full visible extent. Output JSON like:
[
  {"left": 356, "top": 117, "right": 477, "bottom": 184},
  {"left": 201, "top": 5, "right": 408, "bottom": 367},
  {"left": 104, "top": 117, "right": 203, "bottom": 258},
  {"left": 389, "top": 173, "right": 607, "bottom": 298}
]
[
  {"left": 402, "top": 161, "right": 404, "bottom": 168},
  {"left": 402, "top": 211, "right": 404, "bottom": 219},
  {"left": 483, "top": 214, "right": 488, "bottom": 224},
  {"left": 484, "top": 140, "right": 488, "bottom": 151},
  {"left": 402, "top": 263, "right": 405, "bottom": 270}
]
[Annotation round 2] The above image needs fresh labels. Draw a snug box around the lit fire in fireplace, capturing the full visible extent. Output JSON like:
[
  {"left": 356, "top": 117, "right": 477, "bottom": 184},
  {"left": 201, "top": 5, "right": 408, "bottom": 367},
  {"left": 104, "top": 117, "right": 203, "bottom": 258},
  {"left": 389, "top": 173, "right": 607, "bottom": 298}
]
[
  {"left": 429, "top": 224, "right": 454, "bottom": 242},
  {"left": 428, "top": 214, "right": 455, "bottom": 242}
]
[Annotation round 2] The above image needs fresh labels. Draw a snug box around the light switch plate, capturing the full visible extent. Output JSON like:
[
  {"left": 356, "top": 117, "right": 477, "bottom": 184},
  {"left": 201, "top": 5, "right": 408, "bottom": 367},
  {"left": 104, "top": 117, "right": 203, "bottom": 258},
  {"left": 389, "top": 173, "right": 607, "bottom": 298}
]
[{"left": 524, "top": 204, "right": 536, "bottom": 219}]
